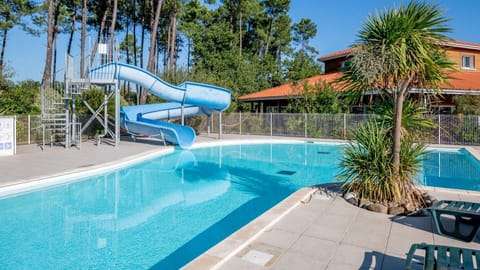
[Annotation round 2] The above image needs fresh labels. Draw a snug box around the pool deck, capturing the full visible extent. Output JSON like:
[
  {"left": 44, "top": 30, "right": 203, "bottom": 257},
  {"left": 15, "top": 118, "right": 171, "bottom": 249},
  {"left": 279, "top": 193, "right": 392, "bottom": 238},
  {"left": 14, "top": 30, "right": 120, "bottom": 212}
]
[{"left": 1, "top": 135, "right": 480, "bottom": 270}]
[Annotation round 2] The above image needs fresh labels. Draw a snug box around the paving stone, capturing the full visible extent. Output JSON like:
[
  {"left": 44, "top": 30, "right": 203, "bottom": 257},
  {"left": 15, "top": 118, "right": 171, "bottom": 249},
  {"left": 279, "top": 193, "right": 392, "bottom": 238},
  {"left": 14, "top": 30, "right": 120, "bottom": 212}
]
[
  {"left": 289, "top": 236, "right": 337, "bottom": 261},
  {"left": 329, "top": 243, "right": 383, "bottom": 269},
  {"left": 217, "top": 256, "right": 266, "bottom": 270},
  {"left": 270, "top": 251, "right": 327, "bottom": 270},
  {"left": 256, "top": 228, "right": 299, "bottom": 249}
]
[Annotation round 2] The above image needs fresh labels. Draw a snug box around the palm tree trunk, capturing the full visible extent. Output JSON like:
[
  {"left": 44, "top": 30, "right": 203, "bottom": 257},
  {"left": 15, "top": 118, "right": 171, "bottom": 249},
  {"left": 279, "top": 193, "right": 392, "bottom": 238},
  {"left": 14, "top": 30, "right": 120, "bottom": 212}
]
[
  {"left": 392, "top": 92, "right": 404, "bottom": 177},
  {"left": 392, "top": 77, "right": 412, "bottom": 177},
  {"left": 42, "top": 0, "right": 55, "bottom": 89}
]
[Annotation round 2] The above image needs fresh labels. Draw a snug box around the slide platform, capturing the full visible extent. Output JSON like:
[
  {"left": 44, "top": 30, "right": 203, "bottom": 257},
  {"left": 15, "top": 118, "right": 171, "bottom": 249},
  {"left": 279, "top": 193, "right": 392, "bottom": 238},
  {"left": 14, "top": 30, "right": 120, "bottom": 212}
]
[{"left": 90, "top": 63, "right": 231, "bottom": 148}]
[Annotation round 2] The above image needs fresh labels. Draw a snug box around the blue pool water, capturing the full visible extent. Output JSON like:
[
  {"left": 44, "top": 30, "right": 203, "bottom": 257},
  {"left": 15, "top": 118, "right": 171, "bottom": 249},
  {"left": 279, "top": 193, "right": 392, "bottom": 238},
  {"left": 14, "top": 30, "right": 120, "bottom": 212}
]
[{"left": 0, "top": 142, "right": 479, "bottom": 269}]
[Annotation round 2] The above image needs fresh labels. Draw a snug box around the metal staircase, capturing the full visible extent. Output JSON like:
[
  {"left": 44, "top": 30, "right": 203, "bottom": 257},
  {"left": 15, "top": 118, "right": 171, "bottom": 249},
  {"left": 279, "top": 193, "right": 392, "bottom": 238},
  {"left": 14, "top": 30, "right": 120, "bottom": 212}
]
[
  {"left": 40, "top": 52, "right": 121, "bottom": 149},
  {"left": 41, "top": 84, "right": 81, "bottom": 148}
]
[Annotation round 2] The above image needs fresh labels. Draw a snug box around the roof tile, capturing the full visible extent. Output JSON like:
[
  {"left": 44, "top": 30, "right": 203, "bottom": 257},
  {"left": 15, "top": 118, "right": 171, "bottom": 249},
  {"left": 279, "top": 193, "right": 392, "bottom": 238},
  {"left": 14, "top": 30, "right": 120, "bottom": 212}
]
[{"left": 238, "top": 73, "right": 343, "bottom": 101}]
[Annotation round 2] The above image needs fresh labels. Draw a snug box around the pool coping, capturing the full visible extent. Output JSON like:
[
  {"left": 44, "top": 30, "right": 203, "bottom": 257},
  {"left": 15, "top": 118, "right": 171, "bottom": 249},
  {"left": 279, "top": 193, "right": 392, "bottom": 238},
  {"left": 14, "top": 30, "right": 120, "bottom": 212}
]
[
  {"left": 0, "top": 147, "right": 175, "bottom": 198},
  {"left": 182, "top": 186, "right": 319, "bottom": 269},
  {"left": 0, "top": 138, "right": 479, "bottom": 269}
]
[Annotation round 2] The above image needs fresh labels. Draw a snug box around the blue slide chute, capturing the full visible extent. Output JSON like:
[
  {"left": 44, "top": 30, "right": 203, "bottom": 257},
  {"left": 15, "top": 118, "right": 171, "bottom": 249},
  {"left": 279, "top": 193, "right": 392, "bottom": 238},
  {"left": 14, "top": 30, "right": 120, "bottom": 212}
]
[{"left": 90, "top": 63, "right": 231, "bottom": 148}]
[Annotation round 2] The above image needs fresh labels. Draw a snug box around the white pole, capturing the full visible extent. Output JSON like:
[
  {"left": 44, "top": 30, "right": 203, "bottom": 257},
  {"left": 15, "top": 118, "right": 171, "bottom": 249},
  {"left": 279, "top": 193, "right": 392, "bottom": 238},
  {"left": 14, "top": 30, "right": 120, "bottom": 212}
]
[
  {"left": 270, "top": 113, "right": 273, "bottom": 136},
  {"left": 304, "top": 113, "right": 307, "bottom": 138},
  {"left": 438, "top": 114, "right": 441, "bottom": 144},
  {"left": 115, "top": 81, "right": 120, "bottom": 146},
  {"left": 218, "top": 112, "right": 222, "bottom": 139},
  {"left": 27, "top": 115, "right": 31, "bottom": 144},
  {"left": 239, "top": 111, "right": 242, "bottom": 135},
  {"left": 207, "top": 115, "right": 211, "bottom": 136}
]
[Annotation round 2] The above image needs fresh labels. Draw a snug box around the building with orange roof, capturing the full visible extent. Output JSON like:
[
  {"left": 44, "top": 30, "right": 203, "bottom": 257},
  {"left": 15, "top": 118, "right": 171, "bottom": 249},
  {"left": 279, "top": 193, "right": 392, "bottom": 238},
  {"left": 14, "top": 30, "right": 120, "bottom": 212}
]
[{"left": 239, "top": 40, "right": 480, "bottom": 113}]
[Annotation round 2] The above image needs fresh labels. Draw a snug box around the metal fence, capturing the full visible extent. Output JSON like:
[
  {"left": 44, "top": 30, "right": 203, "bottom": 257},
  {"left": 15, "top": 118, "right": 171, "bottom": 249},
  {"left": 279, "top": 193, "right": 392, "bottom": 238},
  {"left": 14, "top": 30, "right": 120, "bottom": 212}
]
[
  {"left": 194, "top": 113, "right": 480, "bottom": 146},
  {"left": 10, "top": 113, "right": 480, "bottom": 146}
]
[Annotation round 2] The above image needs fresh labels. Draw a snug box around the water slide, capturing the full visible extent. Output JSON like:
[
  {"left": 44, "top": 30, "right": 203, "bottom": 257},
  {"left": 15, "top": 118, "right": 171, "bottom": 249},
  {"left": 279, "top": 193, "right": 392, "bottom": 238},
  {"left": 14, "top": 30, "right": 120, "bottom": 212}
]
[{"left": 90, "top": 63, "right": 231, "bottom": 148}]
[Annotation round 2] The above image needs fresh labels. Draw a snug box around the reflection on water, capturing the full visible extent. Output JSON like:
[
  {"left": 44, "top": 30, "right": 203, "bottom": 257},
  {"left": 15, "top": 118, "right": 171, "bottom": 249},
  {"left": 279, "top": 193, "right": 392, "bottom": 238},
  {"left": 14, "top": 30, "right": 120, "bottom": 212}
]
[
  {"left": 422, "top": 149, "right": 480, "bottom": 191},
  {"left": 0, "top": 150, "right": 232, "bottom": 269}
]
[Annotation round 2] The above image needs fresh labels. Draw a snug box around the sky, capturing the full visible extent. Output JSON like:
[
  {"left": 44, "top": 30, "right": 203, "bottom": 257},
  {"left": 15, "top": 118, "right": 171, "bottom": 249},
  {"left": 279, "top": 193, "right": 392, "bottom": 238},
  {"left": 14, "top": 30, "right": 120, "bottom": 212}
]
[{"left": 5, "top": 0, "right": 480, "bottom": 82}]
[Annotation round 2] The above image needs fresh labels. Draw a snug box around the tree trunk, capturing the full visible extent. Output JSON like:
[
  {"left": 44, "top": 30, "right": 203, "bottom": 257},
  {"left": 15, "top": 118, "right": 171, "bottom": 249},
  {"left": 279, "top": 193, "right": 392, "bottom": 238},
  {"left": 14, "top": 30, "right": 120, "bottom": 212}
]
[
  {"left": 109, "top": 0, "right": 118, "bottom": 60},
  {"left": 239, "top": 11, "right": 242, "bottom": 57},
  {"left": 147, "top": 0, "right": 163, "bottom": 73},
  {"left": 166, "top": 19, "right": 171, "bottom": 72},
  {"left": 132, "top": 0, "right": 140, "bottom": 105},
  {"left": 138, "top": 0, "right": 147, "bottom": 104},
  {"left": 52, "top": 2, "right": 61, "bottom": 86},
  {"left": 186, "top": 38, "right": 191, "bottom": 73},
  {"left": 67, "top": 10, "right": 76, "bottom": 55},
  {"left": 0, "top": 28, "right": 7, "bottom": 76},
  {"left": 140, "top": 0, "right": 146, "bottom": 68},
  {"left": 125, "top": 19, "right": 130, "bottom": 64},
  {"left": 89, "top": 0, "right": 111, "bottom": 68},
  {"left": 133, "top": 0, "right": 138, "bottom": 67},
  {"left": 391, "top": 77, "right": 412, "bottom": 178},
  {"left": 265, "top": 18, "right": 273, "bottom": 57},
  {"left": 80, "top": 0, "right": 87, "bottom": 77},
  {"left": 392, "top": 92, "right": 404, "bottom": 177},
  {"left": 168, "top": 1, "right": 177, "bottom": 74},
  {"left": 42, "top": 0, "right": 55, "bottom": 89}
]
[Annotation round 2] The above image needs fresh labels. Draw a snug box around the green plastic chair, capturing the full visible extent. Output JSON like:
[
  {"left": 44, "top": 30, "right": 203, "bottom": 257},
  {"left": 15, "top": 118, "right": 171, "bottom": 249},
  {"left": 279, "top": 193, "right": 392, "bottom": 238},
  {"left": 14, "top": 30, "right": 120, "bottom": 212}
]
[
  {"left": 406, "top": 243, "right": 480, "bottom": 270},
  {"left": 429, "top": 200, "right": 480, "bottom": 242}
]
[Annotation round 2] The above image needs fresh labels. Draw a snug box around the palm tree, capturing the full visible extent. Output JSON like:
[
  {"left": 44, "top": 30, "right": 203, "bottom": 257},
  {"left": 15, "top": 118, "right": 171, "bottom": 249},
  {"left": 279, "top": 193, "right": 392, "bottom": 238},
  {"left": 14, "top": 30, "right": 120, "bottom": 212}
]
[{"left": 340, "top": 1, "right": 454, "bottom": 185}]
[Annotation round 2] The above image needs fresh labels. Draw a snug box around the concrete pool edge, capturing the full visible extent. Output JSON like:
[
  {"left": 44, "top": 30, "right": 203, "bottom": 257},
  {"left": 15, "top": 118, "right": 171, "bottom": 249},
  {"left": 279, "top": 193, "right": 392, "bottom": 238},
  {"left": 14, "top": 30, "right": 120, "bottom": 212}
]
[
  {"left": 0, "top": 147, "right": 175, "bottom": 198},
  {"left": 182, "top": 186, "right": 319, "bottom": 270}
]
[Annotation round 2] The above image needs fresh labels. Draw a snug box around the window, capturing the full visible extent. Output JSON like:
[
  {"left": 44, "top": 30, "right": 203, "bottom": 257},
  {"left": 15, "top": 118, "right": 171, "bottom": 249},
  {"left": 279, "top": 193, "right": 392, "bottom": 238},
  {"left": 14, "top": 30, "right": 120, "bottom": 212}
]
[
  {"left": 461, "top": 55, "right": 475, "bottom": 69},
  {"left": 429, "top": 105, "right": 455, "bottom": 114}
]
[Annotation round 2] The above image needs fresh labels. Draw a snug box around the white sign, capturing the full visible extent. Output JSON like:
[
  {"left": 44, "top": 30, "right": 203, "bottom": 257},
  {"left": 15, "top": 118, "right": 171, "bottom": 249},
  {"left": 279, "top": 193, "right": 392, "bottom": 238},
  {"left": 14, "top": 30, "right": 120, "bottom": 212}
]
[
  {"left": 0, "top": 117, "right": 15, "bottom": 156},
  {"left": 98, "top": 43, "right": 107, "bottom": 55}
]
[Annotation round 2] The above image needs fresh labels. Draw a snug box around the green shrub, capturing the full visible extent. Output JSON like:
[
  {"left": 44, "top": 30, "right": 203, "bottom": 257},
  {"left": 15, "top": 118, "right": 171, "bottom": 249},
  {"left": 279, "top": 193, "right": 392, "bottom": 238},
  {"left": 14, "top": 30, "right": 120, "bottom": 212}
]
[{"left": 338, "top": 121, "right": 428, "bottom": 204}]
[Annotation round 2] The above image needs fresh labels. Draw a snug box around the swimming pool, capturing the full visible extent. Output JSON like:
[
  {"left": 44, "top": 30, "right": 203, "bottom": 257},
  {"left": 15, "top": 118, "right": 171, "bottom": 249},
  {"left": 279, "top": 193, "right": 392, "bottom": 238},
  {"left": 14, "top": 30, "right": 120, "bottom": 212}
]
[{"left": 0, "top": 142, "right": 479, "bottom": 269}]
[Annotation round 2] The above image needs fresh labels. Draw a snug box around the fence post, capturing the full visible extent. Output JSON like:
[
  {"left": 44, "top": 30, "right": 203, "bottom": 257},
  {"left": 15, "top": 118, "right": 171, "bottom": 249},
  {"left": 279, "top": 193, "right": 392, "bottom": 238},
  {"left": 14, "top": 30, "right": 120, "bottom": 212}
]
[
  {"left": 343, "top": 113, "right": 347, "bottom": 140},
  {"left": 207, "top": 115, "right": 211, "bottom": 135},
  {"left": 438, "top": 114, "right": 441, "bottom": 144},
  {"left": 219, "top": 112, "right": 222, "bottom": 139},
  {"left": 28, "top": 115, "right": 31, "bottom": 144},
  {"left": 270, "top": 113, "right": 273, "bottom": 136},
  {"left": 304, "top": 113, "right": 308, "bottom": 138},
  {"left": 239, "top": 111, "right": 242, "bottom": 135}
]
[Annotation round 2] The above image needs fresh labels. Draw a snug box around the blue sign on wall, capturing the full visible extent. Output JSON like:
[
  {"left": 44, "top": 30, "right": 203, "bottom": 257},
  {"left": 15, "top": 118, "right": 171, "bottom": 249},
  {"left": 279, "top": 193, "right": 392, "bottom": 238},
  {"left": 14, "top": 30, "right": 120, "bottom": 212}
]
[{"left": 0, "top": 117, "right": 15, "bottom": 156}]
